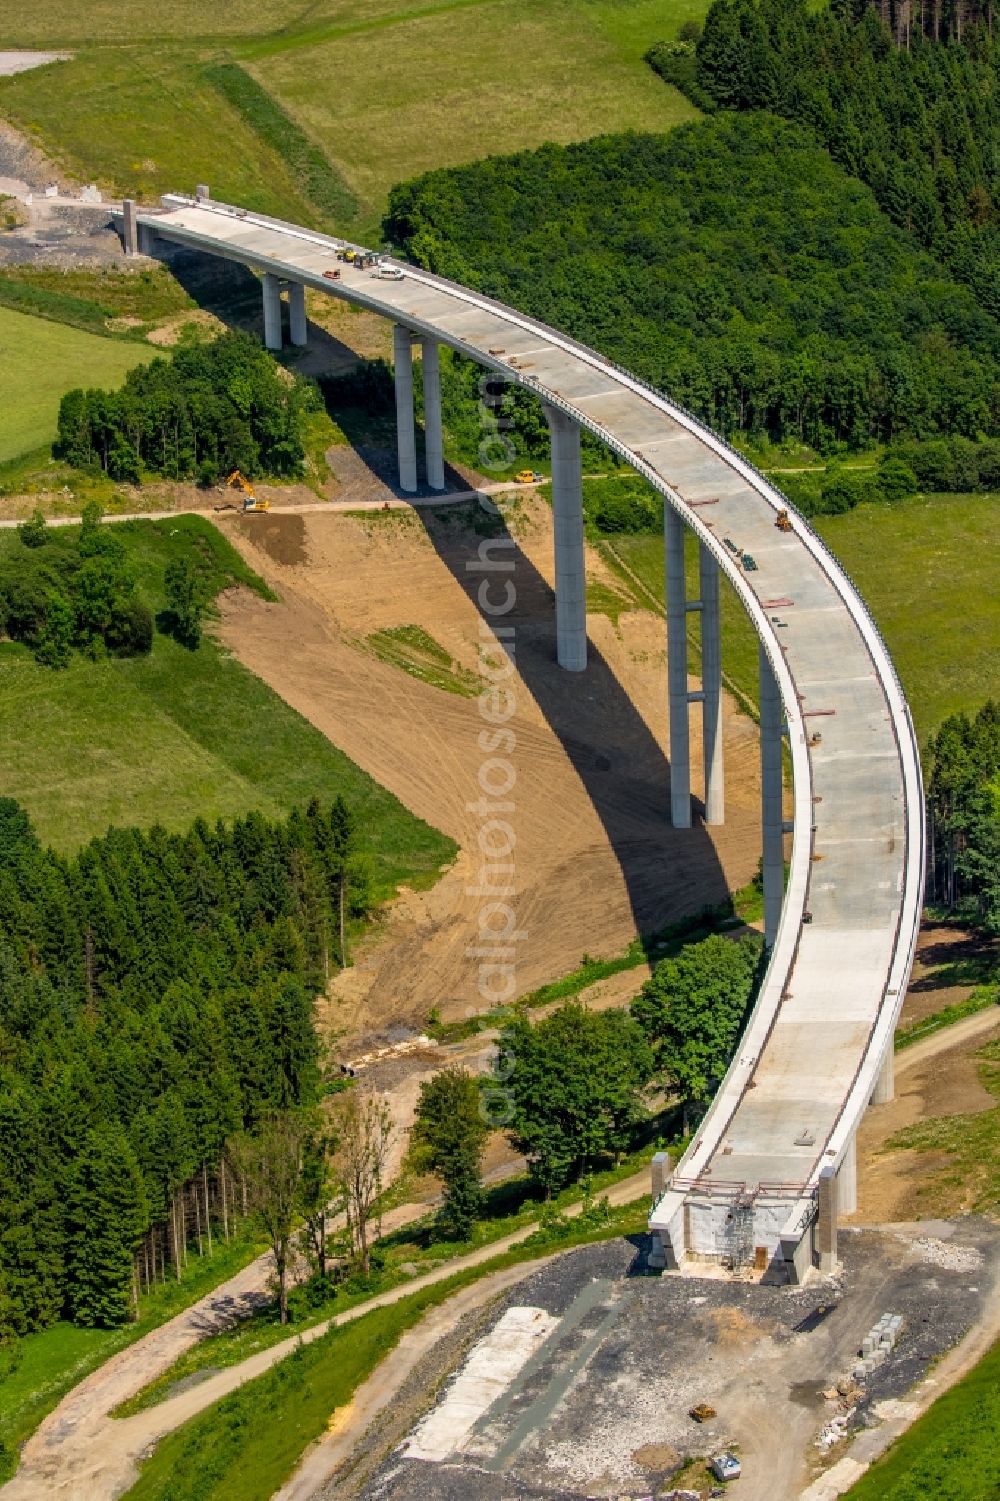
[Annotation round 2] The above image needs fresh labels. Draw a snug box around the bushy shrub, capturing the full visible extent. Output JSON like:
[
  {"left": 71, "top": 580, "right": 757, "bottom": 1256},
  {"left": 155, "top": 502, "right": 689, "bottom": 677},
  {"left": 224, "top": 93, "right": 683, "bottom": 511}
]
[
  {"left": 105, "top": 598, "right": 154, "bottom": 658},
  {"left": 583, "top": 474, "right": 661, "bottom": 534},
  {"left": 876, "top": 458, "right": 919, "bottom": 503},
  {"left": 17, "top": 509, "right": 48, "bottom": 549},
  {"left": 885, "top": 436, "right": 1000, "bottom": 495},
  {"left": 0, "top": 511, "right": 151, "bottom": 667}
]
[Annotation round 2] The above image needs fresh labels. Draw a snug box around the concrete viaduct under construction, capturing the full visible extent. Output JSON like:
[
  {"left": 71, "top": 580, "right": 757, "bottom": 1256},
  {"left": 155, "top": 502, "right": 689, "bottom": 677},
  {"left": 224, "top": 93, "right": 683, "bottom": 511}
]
[{"left": 118, "top": 190, "right": 925, "bottom": 1280}]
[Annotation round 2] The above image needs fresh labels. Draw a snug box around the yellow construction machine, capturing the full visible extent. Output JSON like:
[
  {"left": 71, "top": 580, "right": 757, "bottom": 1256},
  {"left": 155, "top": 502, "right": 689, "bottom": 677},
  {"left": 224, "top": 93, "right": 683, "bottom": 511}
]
[{"left": 226, "top": 470, "right": 269, "bottom": 512}]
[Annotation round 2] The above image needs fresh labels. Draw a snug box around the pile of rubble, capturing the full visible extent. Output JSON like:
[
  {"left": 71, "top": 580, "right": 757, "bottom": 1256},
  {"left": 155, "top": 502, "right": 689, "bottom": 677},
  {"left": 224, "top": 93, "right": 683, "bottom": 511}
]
[
  {"left": 341, "top": 1033, "right": 439, "bottom": 1076},
  {"left": 815, "top": 1405, "right": 857, "bottom": 1453},
  {"left": 911, "top": 1237, "right": 984, "bottom": 1274},
  {"left": 816, "top": 1376, "right": 864, "bottom": 1454}
]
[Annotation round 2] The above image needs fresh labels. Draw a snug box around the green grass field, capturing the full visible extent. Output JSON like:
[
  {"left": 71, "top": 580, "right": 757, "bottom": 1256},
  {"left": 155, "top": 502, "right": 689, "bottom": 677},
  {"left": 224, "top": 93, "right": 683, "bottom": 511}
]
[
  {"left": 0, "top": 304, "right": 154, "bottom": 463},
  {"left": 844, "top": 1330, "right": 1000, "bottom": 1499},
  {"left": 0, "top": 263, "right": 194, "bottom": 340},
  {"left": 0, "top": 516, "right": 455, "bottom": 890},
  {"left": 0, "top": 0, "right": 700, "bottom": 242},
  {"left": 601, "top": 491, "right": 1000, "bottom": 742},
  {"left": 0, "top": 0, "right": 425, "bottom": 44},
  {"left": 251, "top": 0, "right": 700, "bottom": 238},
  {"left": 0, "top": 51, "right": 325, "bottom": 215}
]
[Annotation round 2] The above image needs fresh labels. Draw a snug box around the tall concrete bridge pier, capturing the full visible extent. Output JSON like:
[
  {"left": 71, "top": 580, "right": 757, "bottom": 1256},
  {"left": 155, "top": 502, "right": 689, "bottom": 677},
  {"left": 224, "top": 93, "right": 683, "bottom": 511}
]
[{"left": 115, "top": 193, "right": 925, "bottom": 1280}]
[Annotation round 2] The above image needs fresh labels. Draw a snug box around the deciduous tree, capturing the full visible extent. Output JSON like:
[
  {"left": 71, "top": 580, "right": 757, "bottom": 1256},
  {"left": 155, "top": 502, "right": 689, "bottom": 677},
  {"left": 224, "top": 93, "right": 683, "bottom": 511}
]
[
  {"left": 500, "top": 1003, "right": 653, "bottom": 1196},
  {"left": 331, "top": 1091, "right": 392, "bottom": 1276},
  {"left": 412, "top": 1068, "right": 489, "bottom": 1239},
  {"left": 631, "top": 933, "right": 762, "bottom": 1112},
  {"left": 228, "top": 1112, "right": 307, "bottom": 1324}
]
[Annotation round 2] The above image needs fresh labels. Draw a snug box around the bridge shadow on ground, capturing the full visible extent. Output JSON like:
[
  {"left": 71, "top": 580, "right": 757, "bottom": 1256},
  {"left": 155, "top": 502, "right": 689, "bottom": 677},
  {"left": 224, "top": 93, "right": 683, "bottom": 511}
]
[
  {"left": 156, "top": 246, "right": 372, "bottom": 376},
  {"left": 167, "top": 253, "right": 737, "bottom": 948},
  {"left": 415, "top": 498, "right": 735, "bottom": 942},
  {"left": 341, "top": 382, "right": 733, "bottom": 948}
]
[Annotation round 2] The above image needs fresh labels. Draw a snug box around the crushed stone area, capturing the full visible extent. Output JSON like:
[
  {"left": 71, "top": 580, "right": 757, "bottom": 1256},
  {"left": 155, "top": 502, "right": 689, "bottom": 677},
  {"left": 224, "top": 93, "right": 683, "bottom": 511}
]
[
  {"left": 908, "top": 1235, "right": 985, "bottom": 1274},
  {"left": 349, "top": 1222, "right": 1000, "bottom": 1501},
  {"left": 0, "top": 51, "right": 69, "bottom": 76},
  {"left": 0, "top": 203, "right": 124, "bottom": 267},
  {"left": 0, "top": 121, "right": 129, "bottom": 267}
]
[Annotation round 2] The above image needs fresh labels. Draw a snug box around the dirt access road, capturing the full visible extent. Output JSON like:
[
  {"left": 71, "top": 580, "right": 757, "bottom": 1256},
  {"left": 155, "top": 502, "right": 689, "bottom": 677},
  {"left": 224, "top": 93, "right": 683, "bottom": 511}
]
[
  {"left": 1, "top": 1173, "right": 652, "bottom": 1501},
  {"left": 214, "top": 494, "right": 764, "bottom": 1037}
]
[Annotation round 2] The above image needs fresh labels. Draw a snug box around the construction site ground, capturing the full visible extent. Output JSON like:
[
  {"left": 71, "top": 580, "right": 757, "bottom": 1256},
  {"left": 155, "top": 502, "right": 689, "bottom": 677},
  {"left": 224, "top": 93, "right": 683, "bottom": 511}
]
[
  {"left": 213, "top": 492, "right": 764, "bottom": 1037},
  {"left": 341, "top": 1222, "right": 1000, "bottom": 1501}
]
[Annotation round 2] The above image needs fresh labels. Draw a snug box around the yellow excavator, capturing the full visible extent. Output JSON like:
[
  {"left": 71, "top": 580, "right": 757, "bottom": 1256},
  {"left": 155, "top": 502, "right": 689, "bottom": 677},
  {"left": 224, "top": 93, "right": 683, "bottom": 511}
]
[{"left": 223, "top": 470, "right": 269, "bottom": 512}]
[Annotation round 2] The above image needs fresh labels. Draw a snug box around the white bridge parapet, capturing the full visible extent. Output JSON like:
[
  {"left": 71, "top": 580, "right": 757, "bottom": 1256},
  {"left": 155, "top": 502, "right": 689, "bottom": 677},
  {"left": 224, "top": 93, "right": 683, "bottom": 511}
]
[{"left": 120, "top": 194, "right": 925, "bottom": 1277}]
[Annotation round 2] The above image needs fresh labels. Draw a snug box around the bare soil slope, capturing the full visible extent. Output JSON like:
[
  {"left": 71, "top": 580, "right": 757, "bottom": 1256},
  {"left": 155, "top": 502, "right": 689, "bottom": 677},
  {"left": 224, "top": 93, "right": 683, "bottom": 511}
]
[
  {"left": 215, "top": 496, "right": 761, "bottom": 1037},
  {"left": 851, "top": 925, "right": 1000, "bottom": 1224}
]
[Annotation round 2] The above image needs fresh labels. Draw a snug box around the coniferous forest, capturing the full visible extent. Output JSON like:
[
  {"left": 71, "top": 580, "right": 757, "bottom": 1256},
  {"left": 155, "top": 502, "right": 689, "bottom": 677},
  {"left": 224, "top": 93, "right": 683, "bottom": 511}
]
[
  {"left": 0, "top": 794, "right": 366, "bottom": 1335},
  {"left": 925, "top": 702, "right": 1000, "bottom": 932}
]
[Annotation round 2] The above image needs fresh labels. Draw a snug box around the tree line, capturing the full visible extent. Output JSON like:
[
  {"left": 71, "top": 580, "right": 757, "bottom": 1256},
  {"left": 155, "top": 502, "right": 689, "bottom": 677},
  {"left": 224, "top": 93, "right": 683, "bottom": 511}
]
[
  {"left": 649, "top": 0, "right": 1000, "bottom": 320},
  {"left": 54, "top": 329, "right": 315, "bottom": 485},
  {"left": 0, "top": 793, "right": 368, "bottom": 1336},
  {"left": 385, "top": 114, "right": 1000, "bottom": 454},
  {"left": 925, "top": 701, "right": 1000, "bottom": 931}
]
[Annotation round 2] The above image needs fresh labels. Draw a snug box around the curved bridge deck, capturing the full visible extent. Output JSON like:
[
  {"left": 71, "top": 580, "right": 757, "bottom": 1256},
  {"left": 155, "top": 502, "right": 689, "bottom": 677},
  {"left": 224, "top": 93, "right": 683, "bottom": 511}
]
[{"left": 137, "top": 196, "right": 925, "bottom": 1267}]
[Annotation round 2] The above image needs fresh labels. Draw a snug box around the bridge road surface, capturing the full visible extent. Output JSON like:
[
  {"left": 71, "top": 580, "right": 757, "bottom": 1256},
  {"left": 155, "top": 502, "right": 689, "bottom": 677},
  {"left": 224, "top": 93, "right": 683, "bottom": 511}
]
[{"left": 132, "top": 197, "right": 925, "bottom": 1264}]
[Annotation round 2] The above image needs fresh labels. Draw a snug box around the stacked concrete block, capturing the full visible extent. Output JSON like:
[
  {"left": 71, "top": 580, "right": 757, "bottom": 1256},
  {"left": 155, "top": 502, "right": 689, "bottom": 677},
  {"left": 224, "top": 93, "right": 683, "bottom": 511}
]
[{"left": 857, "top": 1313, "right": 904, "bottom": 1376}]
